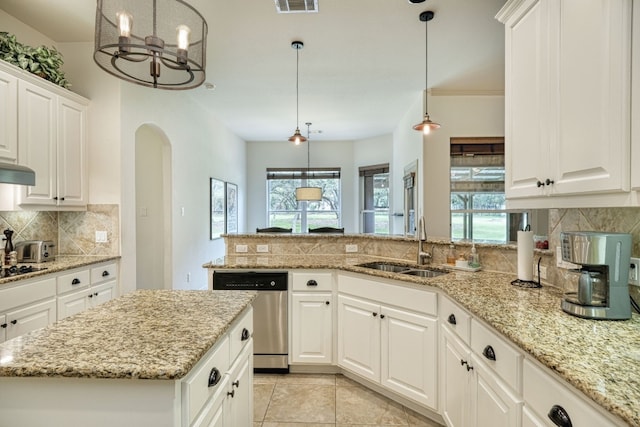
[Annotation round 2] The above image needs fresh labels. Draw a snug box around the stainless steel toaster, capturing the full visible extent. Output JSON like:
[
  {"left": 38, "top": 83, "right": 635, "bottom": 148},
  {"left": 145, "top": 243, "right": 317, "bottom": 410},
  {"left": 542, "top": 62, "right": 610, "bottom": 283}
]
[{"left": 15, "top": 240, "right": 56, "bottom": 263}]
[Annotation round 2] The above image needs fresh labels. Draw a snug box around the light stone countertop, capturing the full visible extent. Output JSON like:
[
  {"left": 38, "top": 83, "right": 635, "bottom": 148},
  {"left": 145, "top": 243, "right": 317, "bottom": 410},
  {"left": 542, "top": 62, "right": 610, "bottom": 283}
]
[
  {"left": 207, "top": 254, "right": 640, "bottom": 427},
  {"left": 0, "top": 255, "right": 121, "bottom": 288},
  {"left": 0, "top": 289, "right": 257, "bottom": 380}
]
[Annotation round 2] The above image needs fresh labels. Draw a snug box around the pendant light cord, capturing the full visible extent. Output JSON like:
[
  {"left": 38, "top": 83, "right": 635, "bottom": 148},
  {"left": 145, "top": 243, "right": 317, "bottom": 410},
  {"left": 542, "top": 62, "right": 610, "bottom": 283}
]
[
  {"left": 296, "top": 47, "right": 300, "bottom": 129},
  {"left": 424, "top": 17, "right": 429, "bottom": 114}
]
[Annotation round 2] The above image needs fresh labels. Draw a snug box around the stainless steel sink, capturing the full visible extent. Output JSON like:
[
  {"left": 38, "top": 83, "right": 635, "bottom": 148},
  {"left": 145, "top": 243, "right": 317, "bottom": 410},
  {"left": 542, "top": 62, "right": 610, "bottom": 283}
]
[
  {"left": 356, "top": 262, "right": 411, "bottom": 273},
  {"left": 401, "top": 269, "right": 448, "bottom": 278}
]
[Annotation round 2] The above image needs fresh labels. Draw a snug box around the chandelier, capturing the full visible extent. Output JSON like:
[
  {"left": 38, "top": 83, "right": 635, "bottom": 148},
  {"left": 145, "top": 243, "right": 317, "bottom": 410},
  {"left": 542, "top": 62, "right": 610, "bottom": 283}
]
[{"left": 93, "top": 0, "right": 208, "bottom": 90}]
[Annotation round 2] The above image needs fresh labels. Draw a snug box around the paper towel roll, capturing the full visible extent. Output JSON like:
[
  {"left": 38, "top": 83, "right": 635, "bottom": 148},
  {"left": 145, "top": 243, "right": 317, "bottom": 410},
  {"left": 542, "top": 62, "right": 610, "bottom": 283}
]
[{"left": 517, "top": 230, "right": 534, "bottom": 281}]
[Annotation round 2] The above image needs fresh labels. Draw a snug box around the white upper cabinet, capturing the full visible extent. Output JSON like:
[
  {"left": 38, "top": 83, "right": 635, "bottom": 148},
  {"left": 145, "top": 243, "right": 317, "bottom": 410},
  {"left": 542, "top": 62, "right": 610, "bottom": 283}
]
[
  {"left": 498, "top": 0, "right": 632, "bottom": 208},
  {"left": 0, "top": 68, "right": 18, "bottom": 162},
  {"left": 0, "top": 60, "right": 89, "bottom": 210}
]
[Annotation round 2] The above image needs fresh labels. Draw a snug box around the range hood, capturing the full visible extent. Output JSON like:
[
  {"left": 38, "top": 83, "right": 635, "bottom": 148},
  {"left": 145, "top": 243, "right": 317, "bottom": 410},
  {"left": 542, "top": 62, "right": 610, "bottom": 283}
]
[{"left": 0, "top": 163, "right": 35, "bottom": 186}]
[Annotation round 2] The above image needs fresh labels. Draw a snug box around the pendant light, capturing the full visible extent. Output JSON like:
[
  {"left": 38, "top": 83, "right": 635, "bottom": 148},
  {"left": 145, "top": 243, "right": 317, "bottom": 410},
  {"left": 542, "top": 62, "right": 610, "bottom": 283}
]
[
  {"left": 94, "top": 0, "right": 208, "bottom": 90},
  {"left": 288, "top": 41, "right": 307, "bottom": 145},
  {"left": 295, "top": 122, "right": 322, "bottom": 202},
  {"left": 413, "top": 11, "right": 441, "bottom": 134}
]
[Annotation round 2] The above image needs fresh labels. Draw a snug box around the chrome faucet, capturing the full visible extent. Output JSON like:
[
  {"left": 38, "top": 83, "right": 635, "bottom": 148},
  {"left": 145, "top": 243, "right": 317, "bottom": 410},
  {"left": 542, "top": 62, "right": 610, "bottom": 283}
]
[{"left": 417, "top": 216, "right": 431, "bottom": 265}]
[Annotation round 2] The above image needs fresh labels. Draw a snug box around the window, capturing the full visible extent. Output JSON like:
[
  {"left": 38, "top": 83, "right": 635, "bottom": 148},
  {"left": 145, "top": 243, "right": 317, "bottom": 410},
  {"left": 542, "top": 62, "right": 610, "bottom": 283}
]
[
  {"left": 359, "top": 164, "right": 390, "bottom": 234},
  {"left": 267, "top": 168, "right": 341, "bottom": 233},
  {"left": 450, "top": 137, "right": 525, "bottom": 243}
]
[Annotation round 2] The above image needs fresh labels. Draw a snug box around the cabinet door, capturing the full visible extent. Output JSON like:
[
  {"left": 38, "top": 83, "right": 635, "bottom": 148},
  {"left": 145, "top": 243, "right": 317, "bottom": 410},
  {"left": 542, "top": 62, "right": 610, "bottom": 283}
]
[
  {"left": 441, "top": 326, "right": 472, "bottom": 427},
  {"left": 337, "top": 294, "right": 381, "bottom": 382},
  {"left": 503, "top": 0, "right": 551, "bottom": 198},
  {"left": 380, "top": 305, "right": 437, "bottom": 410},
  {"left": 0, "top": 68, "right": 18, "bottom": 162},
  {"left": 89, "top": 281, "right": 117, "bottom": 308},
  {"left": 551, "top": 0, "right": 631, "bottom": 196},
  {"left": 6, "top": 298, "right": 56, "bottom": 340},
  {"left": 470, "top": 355, "right": 522, "bottom": 427},
  {"left": 18, "top": 80, "right": 56, "bottom": 206},
  {"left": 291, "top": 292, "right": 333, "bottom": 364},
  {"left": 57, "top": 96, "right": 87, "bottom": 206},
  {"left": 57, "top": 289, "right": 89, "bottom": 320},
  {"left": 226, "top": 342, "right": 253, "bottom": 427}
]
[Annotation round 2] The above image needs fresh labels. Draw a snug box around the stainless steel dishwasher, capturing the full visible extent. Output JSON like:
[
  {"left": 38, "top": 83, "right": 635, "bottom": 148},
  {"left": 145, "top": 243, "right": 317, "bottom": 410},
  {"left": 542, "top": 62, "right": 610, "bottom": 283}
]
[{"left": 212, "top": 270, "right": 289, "bottom": 372}]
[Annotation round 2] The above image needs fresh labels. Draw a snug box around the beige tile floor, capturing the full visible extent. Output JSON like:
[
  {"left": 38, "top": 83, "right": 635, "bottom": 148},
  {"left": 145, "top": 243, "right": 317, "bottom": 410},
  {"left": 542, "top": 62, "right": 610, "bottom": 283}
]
[{"left": 254, "top": 373, "right": 444, "bottom": 427}]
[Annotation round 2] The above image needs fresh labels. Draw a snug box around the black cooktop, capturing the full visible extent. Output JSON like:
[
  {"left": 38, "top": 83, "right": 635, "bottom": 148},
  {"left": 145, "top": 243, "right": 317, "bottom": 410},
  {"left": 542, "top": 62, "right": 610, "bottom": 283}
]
[{"left": 0, "top": 265, "right": 48, "bottom": 278}]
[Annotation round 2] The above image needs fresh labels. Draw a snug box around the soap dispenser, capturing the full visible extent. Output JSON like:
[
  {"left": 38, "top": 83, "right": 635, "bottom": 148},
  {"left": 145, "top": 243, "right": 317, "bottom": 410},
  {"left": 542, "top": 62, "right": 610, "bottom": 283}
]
[
  {"left": 469, "top": 243, "right": 480, "bottom": 268},
  {"left": 446, "top": 244, "right": 456, "bottom": 265}
]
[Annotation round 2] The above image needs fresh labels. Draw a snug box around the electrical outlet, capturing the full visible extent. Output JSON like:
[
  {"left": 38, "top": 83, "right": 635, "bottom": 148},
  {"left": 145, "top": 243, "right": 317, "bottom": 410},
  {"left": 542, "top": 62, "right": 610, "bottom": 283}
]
[
  {"left": 95, "top": 231, "right": 108, "bottom": 243},
  {"left": 257, "top": 244, "right": 269, "bottom": 253},
  {"left": 345, "top": 244, "right": 358, "bottom": 253},
  {"left": 539, "top": 265, "right": 547, "bottom": 280},
  {"left": 629, "top": 257, "right": 640, "bottom": 286},
  {"left": 186, "top": 273, "right": 191, "bottom": 283},
  {"left": 235, "top": 244, "right": 248, "bottom": 253}
]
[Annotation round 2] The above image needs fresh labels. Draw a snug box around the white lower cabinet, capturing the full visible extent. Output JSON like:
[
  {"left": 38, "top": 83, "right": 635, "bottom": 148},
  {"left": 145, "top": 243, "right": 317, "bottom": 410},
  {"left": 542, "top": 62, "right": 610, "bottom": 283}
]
[
  {"left": 441, "top": 325, "right": 472, "bottom": 427},
  {"left": 224, "top": 342, "right": 253, "bottom": 427},
  {"left": 57, "top": 262, "right": 118, "bottom": 320},
  {"left": 337, "top": 274, "right": 438, "bottom": 411},
  {"left": 290, "top": 271, "right": 334, "bottom": 365},
  {"left": 5, "top": 298, "right": 56, "bottom": 340}
]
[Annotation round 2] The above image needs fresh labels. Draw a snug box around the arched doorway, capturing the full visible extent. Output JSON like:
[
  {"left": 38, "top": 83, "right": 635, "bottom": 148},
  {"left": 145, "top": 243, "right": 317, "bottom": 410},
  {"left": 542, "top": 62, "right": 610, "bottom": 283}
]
[{"left": 135, "top": 124, "right": 172, "bottom": 289}]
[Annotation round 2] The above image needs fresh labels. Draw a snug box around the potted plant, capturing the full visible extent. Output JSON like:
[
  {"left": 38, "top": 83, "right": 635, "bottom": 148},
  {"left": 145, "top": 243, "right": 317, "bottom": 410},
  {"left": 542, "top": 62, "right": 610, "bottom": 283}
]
[{"left": 0, "top": 32, "right": 70, "bottom": 89}]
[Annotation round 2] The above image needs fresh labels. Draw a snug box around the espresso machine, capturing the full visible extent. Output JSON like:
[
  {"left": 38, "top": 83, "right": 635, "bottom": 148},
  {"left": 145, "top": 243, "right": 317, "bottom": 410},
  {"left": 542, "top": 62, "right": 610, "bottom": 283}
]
[{"left": 560, "top": 231, "right": 632, "bottom": 320}]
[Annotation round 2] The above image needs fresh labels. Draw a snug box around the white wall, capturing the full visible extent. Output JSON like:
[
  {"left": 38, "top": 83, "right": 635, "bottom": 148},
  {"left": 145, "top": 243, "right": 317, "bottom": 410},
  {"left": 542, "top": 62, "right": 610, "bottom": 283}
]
[
  {"left": 0, "top": 10, "right": 54, "bottom": 48},
  {"left": 423, "top": 94, "right": 505, "bottom": 239},
  {"left": 246, "top": 140, "right": 356, "bottom": 232}
]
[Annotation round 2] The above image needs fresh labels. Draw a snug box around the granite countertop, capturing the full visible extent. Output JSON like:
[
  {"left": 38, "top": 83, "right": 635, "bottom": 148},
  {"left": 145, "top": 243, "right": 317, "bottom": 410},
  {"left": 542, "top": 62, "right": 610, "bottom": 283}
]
[
  {"left": 206, "top": 255, "right": 640, "bottom": 427},
  {"left": 0, "top": 255, "right": 120, "bottom": 288},
  {"left": 0, "top": 289, "right": 257, "bottom": 380}
]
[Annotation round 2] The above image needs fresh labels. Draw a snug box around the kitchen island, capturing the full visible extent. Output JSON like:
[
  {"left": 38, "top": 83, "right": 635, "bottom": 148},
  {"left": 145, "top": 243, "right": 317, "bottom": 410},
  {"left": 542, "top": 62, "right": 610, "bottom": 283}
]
[
  {"left": 206, "top": 254, "right": 640, "bottom": 427},
  {"left": 0, "top": 289, "right": 257, "bottom": 426}
]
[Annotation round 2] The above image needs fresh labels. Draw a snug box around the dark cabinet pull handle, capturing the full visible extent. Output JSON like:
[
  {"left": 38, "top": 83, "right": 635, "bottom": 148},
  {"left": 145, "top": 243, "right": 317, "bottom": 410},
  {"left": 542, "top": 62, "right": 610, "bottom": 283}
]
[
  {"left": 325, "top": 301, "right": 330, "bottom": 305},
  {"left": 227, "top": 390, "right": 235, "bottom": 398},
  {"left": 88, "top": 294, "right": 93, "bottom": 298},
  {"left": 10, "top": 320, "right": 17, "bottom": 325},
  {"left": 232, "top": 380, "right": 240, "bottom": 388},
  {"left": 102, "top": 271, "right": 110, "bottom": 277},
  {"left": 466, "top": 364, "right": 474, "bottom": 371},
  {"left": 72, "top": 278, "right": 81, "bottom": 285},
  {"left": 482, "top": 345, "right": 496, "bottom": 361},
  {"left": 0, "top": 323, "right": 7, "bottom": 328},
  {"left": 380, "top": 314, "right": 385, "bottom": 319},
  {"left": 460, "top": 359, "right": 468, "bottom": 367},
  {"left": 447, "top": 314, "right": 457, "bottom": 325},
  {"left": 241, "top": 328, "right": 250, "bottom": 341},
  {"left": 545, "top": 178, "right": 555, "bottom": 186},
  {"left": 372, "top": 312, "right": 378, "bottom": 317},
  {"left": 536, "top": 180, "right": 544, "bottom": 187},
  {"left": 548, "top": 404, "right": 572, "bottom": 427},
  {"left": 208, "top": 367, "right": 221, "bottom": 387},
  {"left": 306, "top": 279, "right": 318, "bottom": 287}
]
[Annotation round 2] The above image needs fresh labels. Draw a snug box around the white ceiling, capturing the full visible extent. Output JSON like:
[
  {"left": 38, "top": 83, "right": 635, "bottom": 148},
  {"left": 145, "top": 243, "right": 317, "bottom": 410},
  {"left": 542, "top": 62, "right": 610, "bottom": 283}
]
[{"left": 0, "top": 0, "right": 506, "bottom": 141}]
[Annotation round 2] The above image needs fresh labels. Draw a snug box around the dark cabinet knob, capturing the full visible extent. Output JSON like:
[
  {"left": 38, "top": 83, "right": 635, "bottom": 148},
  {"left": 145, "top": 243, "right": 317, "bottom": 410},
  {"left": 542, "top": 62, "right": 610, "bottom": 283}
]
[
  {"left": 102, "top": 271, "right": 110, "bottom": 277},
  {"left": 447, "top": 314, "right": 457, "bottom": 325},
  {"left": 536, "top": 180, "right": 544, "bottom": 187},
  {"left": 72, "top": 278, "right": 81, "bottom": 285},
  {"left": 0, "top": 323, "right": 7, "bottom": 328},
  {"left": 545, "top": 178, "right": 555, "bottom": 186},
  {"left": 94, "top": 292, "right": 99, "bottom": 297},
  {"left": 208, "top": 367, "right": 221, "bottom": 387},
  {"left": 548, "top": 404, "right": 572, "bottom": 427},
  {"left": 306, "top": 279, "right": 318, "bottom": 287},
  {"left": 53, "top": 196, "right": 58, "bottom": 200},
  {"left": 88, "top": 294, "right": 93, "bottom": 298},
  {"left": 380, "top": 314, "right": 385, "bottom": 319},
  {"left": 482, "top": 345, "right": 496, "bottom": 361},
  {"left": 227, "top": 390, "right": 235, "bottom": 398},
  {"left": 10, "top": 319, "right": 17, "bottom": 325},
  {"left": 325, "top": 301, "right": 330, "bottom": 305},
  {"left": 460, "top": 359, "right": 468, "bottom": 367},
  {"left": 241, "top": 328, "right": 250, "bottom": 341},
  {"left": 60, "top": 197, "right": 65, "bottom": 201},
  {"left": 466, "top": 364, "right": 474, "bottom": 371},
  {"left": 372, "top": 312, "right": 378, "bottom": 317},
  {"left": 232, "top": 380, "right": 240, "bottom": 388}
]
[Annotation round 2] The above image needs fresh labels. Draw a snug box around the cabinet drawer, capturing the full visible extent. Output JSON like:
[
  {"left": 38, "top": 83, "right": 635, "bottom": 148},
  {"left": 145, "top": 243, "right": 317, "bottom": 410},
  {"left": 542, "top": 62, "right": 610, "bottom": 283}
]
[
  {"left": 56, "top": 269, "right": 90, "bottom": 294},
  {"left": 292, "top": 271, "right": 333, "bottom": 291},
  {"left": 229, "top": 307, "right": 253, "bottom": 363},
  {"left": 523, "top": 359, "right": 619, "bottom": 427},
  {"left": 0, "top": 277, "right": 56, "bottom": 312},
  {"left": 439, "top": 295, "right": 471, "bottom": 345},
  {"left": 182, "top": 336, "right": 230, "bottom": 426},
  {"left": 471, "top": 319, "right": 522, "bottom": 392},
  {"left": 90, "top": 262, "right": 117, "bottom": 285}
]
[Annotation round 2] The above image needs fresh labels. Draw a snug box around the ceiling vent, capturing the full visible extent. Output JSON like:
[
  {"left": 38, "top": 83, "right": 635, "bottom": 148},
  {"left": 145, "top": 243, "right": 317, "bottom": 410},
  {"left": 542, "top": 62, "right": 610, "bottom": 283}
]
[{"left": 275, "top": 0, "right": 318, "bottom": 13}]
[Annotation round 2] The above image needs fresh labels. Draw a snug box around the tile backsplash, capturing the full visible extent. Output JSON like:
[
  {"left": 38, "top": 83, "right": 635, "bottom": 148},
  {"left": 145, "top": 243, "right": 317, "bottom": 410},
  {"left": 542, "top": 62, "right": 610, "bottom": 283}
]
[{"left": 0, "top": 204, "right": 119, "bottom": 256}]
